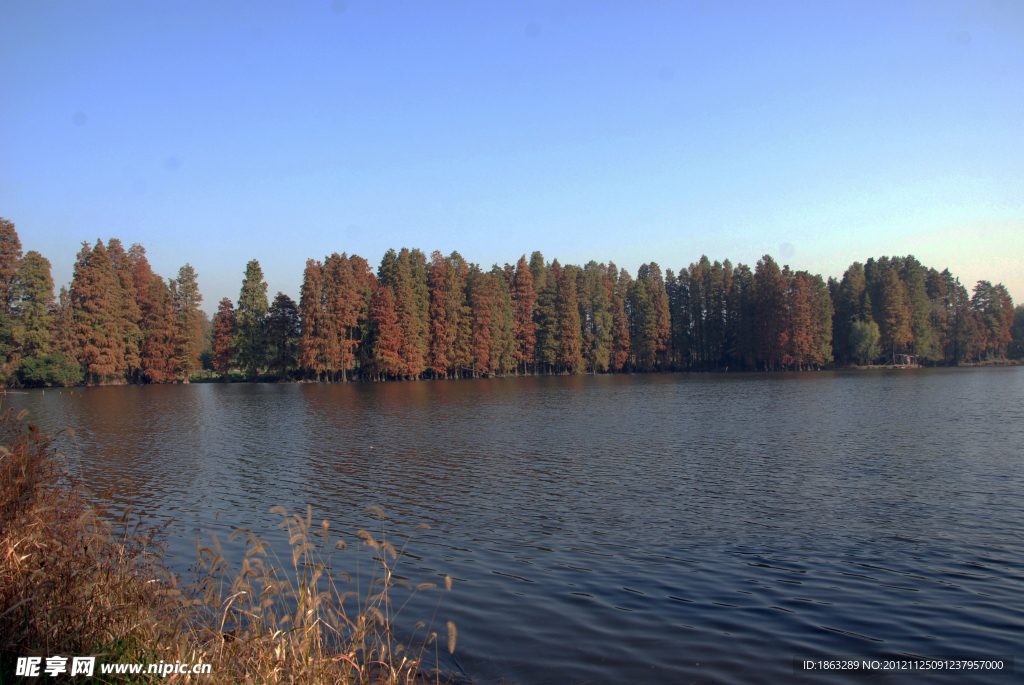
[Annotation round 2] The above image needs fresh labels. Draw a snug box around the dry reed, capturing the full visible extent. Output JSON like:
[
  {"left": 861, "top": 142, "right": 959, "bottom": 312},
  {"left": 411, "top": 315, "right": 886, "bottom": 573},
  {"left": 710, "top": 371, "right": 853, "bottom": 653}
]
[{"left": 0, "top": 408, "right": 460, "bottom": 683}]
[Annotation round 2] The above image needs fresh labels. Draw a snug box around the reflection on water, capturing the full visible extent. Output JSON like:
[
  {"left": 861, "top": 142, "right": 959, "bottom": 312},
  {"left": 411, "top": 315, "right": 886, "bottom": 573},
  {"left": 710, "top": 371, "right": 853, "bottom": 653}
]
[{"left": 9, "top": 368, "right": 1024, "bottom": 684}]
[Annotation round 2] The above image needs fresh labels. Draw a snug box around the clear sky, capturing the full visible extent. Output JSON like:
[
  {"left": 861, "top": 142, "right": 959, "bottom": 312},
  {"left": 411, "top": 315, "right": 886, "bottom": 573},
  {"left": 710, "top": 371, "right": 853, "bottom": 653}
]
[{"left": 2, "top": 0, "right": 1021, "bottom": 313}]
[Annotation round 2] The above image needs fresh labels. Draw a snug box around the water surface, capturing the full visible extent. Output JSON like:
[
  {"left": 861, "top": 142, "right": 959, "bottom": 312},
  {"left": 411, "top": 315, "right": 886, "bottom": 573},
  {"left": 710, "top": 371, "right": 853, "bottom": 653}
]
[{"left": 10, "top": 368, "right": 1023, "bottom": 684}]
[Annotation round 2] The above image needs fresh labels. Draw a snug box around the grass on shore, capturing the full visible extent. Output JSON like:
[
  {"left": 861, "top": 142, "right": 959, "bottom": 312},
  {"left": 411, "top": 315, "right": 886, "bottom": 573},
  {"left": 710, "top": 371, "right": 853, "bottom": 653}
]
[{"left": 0, "top": 409, "right": 459, "bottom": 683}]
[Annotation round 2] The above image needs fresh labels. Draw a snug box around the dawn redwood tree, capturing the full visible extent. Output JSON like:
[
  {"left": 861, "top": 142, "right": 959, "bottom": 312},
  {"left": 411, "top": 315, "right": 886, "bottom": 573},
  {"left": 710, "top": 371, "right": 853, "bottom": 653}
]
[
  {"left": 0, "top": 218, "right": 23, "bottom": 317},
  {"left": 212, "top": 297, "right": 237, "bottom": 381},
  {"left": 785, "top": 270, "right": 813, "bottom": 370},
  {"left": 267, "top": 292, "right": 300, "bottom": 379},
  {"left": 511, "top": 255, "right": 536, "bottom": 374},
  {"left": 368, "top": 284, "right": 402, "bottom": 379},
  {"left": 70, "top": 240, "right": 120, "bottom": 384},
  {"left": 107, "top": 239, "right": 143, "bottom": 381},
  {"left": 140, "top": 274, "right": 177, "bottom": 383},
  {"left": 394, "top": 249, "right": 425, "bottom": 379},
  {"left": 426, "top": 251, "right": 449, "bottom": 377},
  {"left": 171, "top": 264, "right": 203, "bottom": 382},
  {"left": 236, "top": 260, "right": 269, "bottom": 380},
  {"left": 299, "top": 259, "right": 328, "bottom": 381}
]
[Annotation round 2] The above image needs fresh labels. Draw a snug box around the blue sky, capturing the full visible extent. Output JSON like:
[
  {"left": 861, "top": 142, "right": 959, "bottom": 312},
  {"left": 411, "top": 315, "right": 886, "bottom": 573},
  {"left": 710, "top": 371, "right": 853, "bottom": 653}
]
[{"left": 2, "top": 1, "right": 1021, "bottom": 313}]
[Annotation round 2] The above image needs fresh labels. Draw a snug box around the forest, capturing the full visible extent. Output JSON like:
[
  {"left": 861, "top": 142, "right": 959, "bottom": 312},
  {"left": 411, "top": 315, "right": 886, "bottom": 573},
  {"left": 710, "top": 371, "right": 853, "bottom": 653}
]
[{"left": 0, "top": 217, "right": 1020, "bottom": 387}]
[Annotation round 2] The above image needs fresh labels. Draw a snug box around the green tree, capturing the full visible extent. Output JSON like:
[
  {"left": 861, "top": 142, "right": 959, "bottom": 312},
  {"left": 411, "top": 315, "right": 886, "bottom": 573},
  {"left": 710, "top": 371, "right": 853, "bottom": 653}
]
[
  {"left": 900, "top": 256, "right": 937, "bottom": 362},
  {"left": 877, "top": 267, "right": 913, "bottom": 362},
  {"left": 171, "top": 264, "right": 204, "bottom": 381},
  {"left": 629, "top": 276, "right": 657, "bottom": 372},
  {"left": 534, "top": 259, "right": 560, "bottom": 373},
  {"left": 1009, "top": 304, "right": 1024, "bottom": 359},
  {"left": 267, "top": 292, "right": 300, "bottom": 379},
  {"left": 236, "top": 260, "right": 269, "bottom": 380},
  {"left": 849, "top": 320, "right": 881, "bottom": 365},
  {"left": 14, "top": 251, "right": 55, "bottom": 360},
  {"left": 753, "top": 255, "right": 787, "bottom": 371},
  {"left": 556, "top": 265, "right": 583, "bottom": 373}
]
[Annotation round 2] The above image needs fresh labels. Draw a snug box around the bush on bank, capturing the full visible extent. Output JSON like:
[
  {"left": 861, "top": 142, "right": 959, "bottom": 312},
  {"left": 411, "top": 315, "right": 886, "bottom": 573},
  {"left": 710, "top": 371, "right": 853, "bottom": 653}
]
[{"left": 0, "top": 410, "right": 458, "bottom": 683}]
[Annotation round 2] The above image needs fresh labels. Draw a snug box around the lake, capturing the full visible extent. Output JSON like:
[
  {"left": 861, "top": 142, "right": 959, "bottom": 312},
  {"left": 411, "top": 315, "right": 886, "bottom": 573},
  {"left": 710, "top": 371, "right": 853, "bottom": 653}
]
[{"left": 8, "top": 367, "right": 1023, "bottom": 684}]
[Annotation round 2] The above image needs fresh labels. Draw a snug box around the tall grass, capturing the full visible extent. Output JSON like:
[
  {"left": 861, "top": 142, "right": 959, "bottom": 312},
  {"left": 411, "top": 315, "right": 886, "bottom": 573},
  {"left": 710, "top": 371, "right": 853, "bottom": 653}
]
[{"left": 0, "top": 409, "right": 459, "bottom": 683}]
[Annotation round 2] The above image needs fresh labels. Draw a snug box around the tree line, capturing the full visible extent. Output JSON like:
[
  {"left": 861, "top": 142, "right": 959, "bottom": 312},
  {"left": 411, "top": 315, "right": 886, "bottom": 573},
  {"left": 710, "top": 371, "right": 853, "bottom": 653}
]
[{"left": 0, "top": 217, "right": 1019, "bottom": 386}]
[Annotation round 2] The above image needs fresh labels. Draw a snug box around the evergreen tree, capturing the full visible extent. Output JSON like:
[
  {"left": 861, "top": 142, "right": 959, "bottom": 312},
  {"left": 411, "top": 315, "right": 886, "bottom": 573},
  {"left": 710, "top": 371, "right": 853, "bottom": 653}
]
[
  {"left": 236, "top": 260, "right": 269, "bottom": 380},
  {"left": 489, "top": 265, "right": 516, "bottom": 375},
  {"left": 809, "top": 272, "right": 834, "bottom": 368},
  {"left": 534, "top": 259, "right": 561, "bottom": 373},
  {"left": 529, "top": 251, "right": 547, "bottom": 299},
  {"left": 610, "top": 265, "right": 632, "bottom": 371},
  {"left": 753, "top": 255, "right": 787, "bottom": 371},
  {"left": 629, "top": 276, "right": 658, "bottom": 371},
  {"left": 267, "top": 292, "right": 300, "bottom": 379},
  {"left": 580, "top": 262, "right": 611, "bottom": 373},
  {"left": 171, "top": 264, "right": 203, "bottom": 382},
  {"left": 972, "top": 281, "right": 1015, "bottom": 359},
  {"left": 445, "top": 252, "right": 473, "bottom": 378},
  {"left": 878, "top": 267, "right": 913, "bottom": 362},
  {"left": 14, "top": 251, "right": 55, "bottom": 360},
  {"left": 833, "top": 262, "right": 868, "bottom": 365},
  {"left": 55, "top": 286, "right": 76, "bottom": 360},
  {"left": 1009, "top": 305, "right": 1024, "bottom": 359},
  {"left": 212, "top": 297, "right": 237, "bottom": 381},
  {"left": 468, "top": 268, "right": 493, "bottom": 377},
  {"left": 638, "top": 263, "right": 672, "bottom": 369},
  {"left": 725, "top": 264, "right": 755, "bottom": 369},
  {"left": 900, "top": 256, "right": 937, "bottom": 361},
  {"left": 556, "top": 266, "right": 583, "bottom": 373}
]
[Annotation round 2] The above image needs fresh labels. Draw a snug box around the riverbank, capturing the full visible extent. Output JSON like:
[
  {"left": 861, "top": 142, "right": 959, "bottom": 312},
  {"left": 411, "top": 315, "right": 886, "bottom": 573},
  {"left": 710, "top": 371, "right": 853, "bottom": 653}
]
[{"left": 0, "top": 410, "right": 456, "bottom": 683}]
